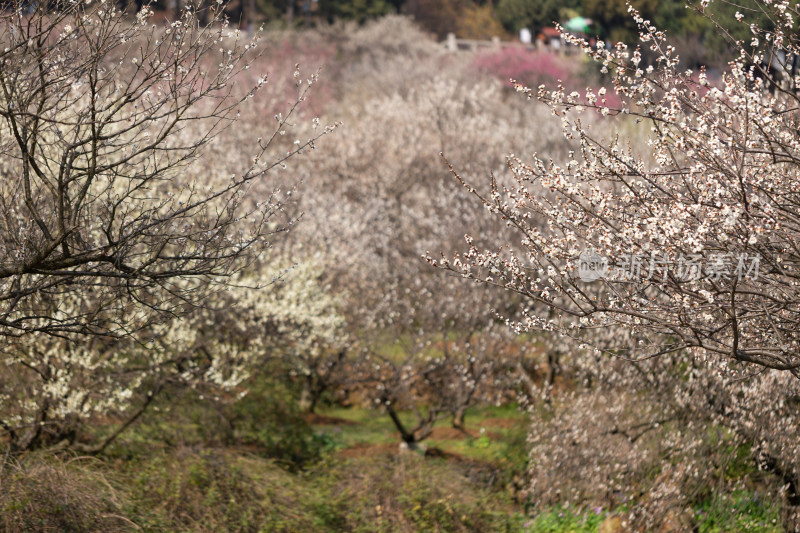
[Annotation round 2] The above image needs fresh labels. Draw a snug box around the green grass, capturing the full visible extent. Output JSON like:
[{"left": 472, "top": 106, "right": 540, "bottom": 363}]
[
  {"left": 305, "top": 405, "right": 786, "bottom": 533},
  {"left": 13, "top": 375, "right": 789, "bottom": 533},
  {"left": 109, "top": 445, "right": 528, "bottom": 532},
  {"left": 4, "top": 398, "right": 790, "bottom": 533},
  {"left": 522, "top": 505, "right": 607, "bottom": 533},
  {"left": 313, "top": 404, "right": 526, "bottom": 452},
  {"left": 311, "top": 406, "right": 416, "bottom": 448},
  {"left": 694, "top": 490, "right": 783, "bottom": 532}
]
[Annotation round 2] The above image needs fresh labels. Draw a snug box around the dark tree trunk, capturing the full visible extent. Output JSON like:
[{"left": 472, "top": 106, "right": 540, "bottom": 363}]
[{"left": 385, "top": 403, "right": 437, "bottom": 450}]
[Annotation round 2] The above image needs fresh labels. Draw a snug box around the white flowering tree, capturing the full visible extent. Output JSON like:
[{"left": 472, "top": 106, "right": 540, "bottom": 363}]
[
  {"left": 352, "top": 277, "right": 525, "bottom": 448},
  {"left": 0, "top": 1, "right": 332, "bottom": 451},
  {"left": 422, "top": 2, "right": 800, "bottom": 524},
  {"left": 0, "top": 0, "right": 332, "bottom": 338},
  {"left": 251, "top": 254, "right": 348, "bottom": 414},
  {"left": 286, "top": 55, "right": 549, "bottom": 445},
  {"left": 0, "top": 255, "right": 345, "bottom": 452},
  {"left": 430, "top": 0, "right": 800, "bottom": 376}
]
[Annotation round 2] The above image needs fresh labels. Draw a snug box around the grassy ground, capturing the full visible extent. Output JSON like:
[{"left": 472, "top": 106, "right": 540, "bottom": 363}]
[
  {"left": 0, "top": 399, "right": 786, "bottom": 532},
  {"left": 119, "top": 402, "right": 532, "bottom": 532},
  {"left": 307, "top": 404, "right": 783, "bottom": 533},
  {"left": 311, "top": 404, "right": 525, "bottom": 452}
]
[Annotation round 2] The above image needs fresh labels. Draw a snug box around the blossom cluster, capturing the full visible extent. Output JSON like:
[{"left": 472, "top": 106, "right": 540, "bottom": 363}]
[{"left": 431, "top": 1, "right": 800, "bottom": 375}]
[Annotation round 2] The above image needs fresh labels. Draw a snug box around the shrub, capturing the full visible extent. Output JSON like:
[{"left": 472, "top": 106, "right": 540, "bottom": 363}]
[
  {"left": 124, "top": 448, "right": 321, "bottom": 532},
  {"left": 0, "top": 455, "right": 132, "bottom": 533}
]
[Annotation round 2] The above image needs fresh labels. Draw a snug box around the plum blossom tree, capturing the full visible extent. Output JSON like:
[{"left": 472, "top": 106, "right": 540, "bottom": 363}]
[
  {"left": 0, "top": 0, "right": 331, "bottom": 339},
  {"left": 285, "top": 51, "right": 555, "bottom": 445},
  {"left": 430, "top": 0, "right": 800, "bottom": 377},
  {"left": 0, "top": 0, "right": 333, "bottom": 451},
  {"left": 426, "top": 0, "right": 800, "bottom": 525},
  {"left": 0, "top": 254, "right": 345, "bottom": 452},
  {"left": 355, "top": 279, "right": 525, "bottom": 449},
  {"left": 259, "top": 254, "right": 348, "bottom": 414}
]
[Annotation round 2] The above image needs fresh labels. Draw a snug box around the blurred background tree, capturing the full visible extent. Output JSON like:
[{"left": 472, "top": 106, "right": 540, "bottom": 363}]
[
  {"left": 456, "top": 2, "right": 507, "bottom": 40},
  {"left": 402, "top": 0, "right": 464, "bottom": 39},
  {"left": 403, "top": 0, "right": 507, "bottom": 39},
  {"left": 580, "top": 0, "right": 658, "bottom": 43},
  {"left": 495, "top": 0, "right": 566, "bottom": 35},
  {"left": 317, "top": 0, "right": 396, "bottom": 24}
]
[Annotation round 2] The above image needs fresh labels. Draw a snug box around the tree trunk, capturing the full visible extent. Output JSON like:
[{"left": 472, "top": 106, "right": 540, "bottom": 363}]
[
  {"left": 546, "top": 351, "right": 560, "bottom": 387},
  {"left": 452, "top": 407, "right": 467, "bottom": 431},
  {"left": 544, "top": 350, "right": 561, "bottom": 404},
  {"left": 298, "top": 379, "right": 314, "bottom": 413},
  {"left": 386, "top": 405, "right": 416, "bottom": 446},
  {"left": 14, "top": 399, "right": 49, "bottom": 452},
  {"left": 299, "top": 375, "right": 323, "bottom": 413}
]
